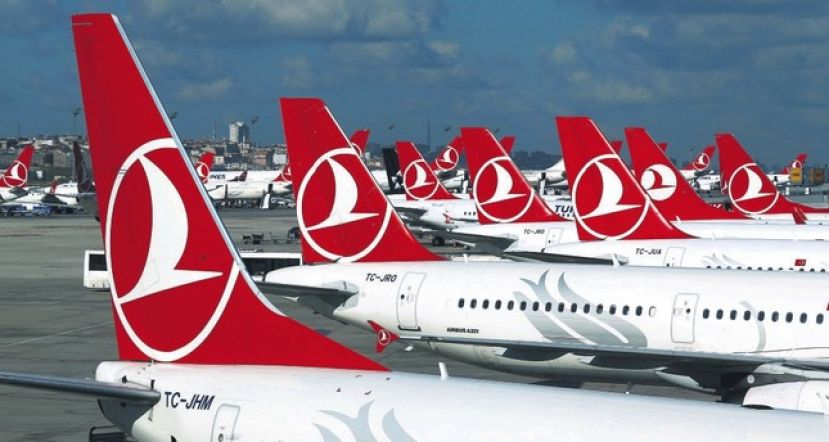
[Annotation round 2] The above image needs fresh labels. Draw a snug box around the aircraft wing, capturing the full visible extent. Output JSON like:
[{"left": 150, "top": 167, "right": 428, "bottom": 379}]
[
  {"left": 399, "top": 335, "right": 810, "bottom": 375},
  {"left": 433, "top": 230, "right": 517, "bottom": 251},
  {"left": 501, "top": 251, "right": 619, "bottom": 265},
  {"left": 393, "top": 206, "right": 428, "bottom": 218},
  {"left": 257, "top": 281, "right": 359, "bottom": 299},
  {"left": 0, "top": 371, "right": 160, "bottom": 405}
]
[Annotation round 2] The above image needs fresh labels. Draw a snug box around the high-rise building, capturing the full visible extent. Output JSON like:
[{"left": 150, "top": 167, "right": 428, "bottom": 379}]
[{"left": 228, "top": 121, "right": 249, "bottom": 143}]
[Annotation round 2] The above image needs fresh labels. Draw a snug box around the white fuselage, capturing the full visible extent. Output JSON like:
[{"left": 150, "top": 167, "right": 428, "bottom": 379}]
[
  {"left": 548, "top": 237, "right": 829, "bottom": 272},
  {"left": 269, "top": 261, "right": 829, "bottom": 391},
  {"left": 696, "top": 173, "right": 721, "bottom": 191},
  {"left": 95, "top": 360, "right": 828, "bottom": 441}
]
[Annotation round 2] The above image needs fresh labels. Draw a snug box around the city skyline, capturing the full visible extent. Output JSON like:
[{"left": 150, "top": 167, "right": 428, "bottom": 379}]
[{"left": 2, "top": 1, "right": 829, "bottom": 166}]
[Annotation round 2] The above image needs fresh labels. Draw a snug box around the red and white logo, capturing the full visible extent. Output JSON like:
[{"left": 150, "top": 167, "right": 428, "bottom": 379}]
[
  {"left": 195, "top": 161, "right": 210, "bottom": 183},
  {"left": 434, "top": 145, "right": 459, "bottom": 171},
  {"left": 791, "top": 159, "right": 803, "bottom": 169},
  {"left": 105, "top": 138, "right": 237, "bottom": 362},
  {"left": 473, "top": 156, "right": 533, "bottom": 223},
  {"left": 727, "top": 163, "right": 779, "bottom": 214},
  {"left": 296, "top": 147, "right": 392, "bottom": 262},
  {"left": 2, "top": 160, "right": 28, "bottom": 187},
  {"left": 639, "top": 164, "right": 677, "bottom": 201},
  {"left": 403, "top": 159, "right": 439, "bottom": 200},
  {"left": 572, "top": 154, "right": 650, "bottom": 239},
  {"left": 691, "top": 152, "right": 710, "bottom": 171}
]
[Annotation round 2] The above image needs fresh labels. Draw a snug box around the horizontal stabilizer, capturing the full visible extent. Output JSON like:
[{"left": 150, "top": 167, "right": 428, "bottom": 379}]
[
  {"left": 0, "top": 371, "right": 160, "bottom": 405},
  {"left": 256, "top": 281, "right": 359, "bottom": 299}
]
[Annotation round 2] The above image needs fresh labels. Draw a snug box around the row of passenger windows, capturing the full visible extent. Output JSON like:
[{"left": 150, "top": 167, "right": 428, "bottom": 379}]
[
  {"left": 701, "top": 308, "right": 824, "bottom": 324},
  {"left": 457, "top": 298, "right": 656, "bottom": 318},
  {"left": 704, "top": 265, "right": 826, "bottom": 273}
]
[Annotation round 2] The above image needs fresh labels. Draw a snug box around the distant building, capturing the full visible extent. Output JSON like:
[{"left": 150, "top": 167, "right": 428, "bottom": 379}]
[{"left": 229, "top": 121, "right": 249, "bottom": 143}]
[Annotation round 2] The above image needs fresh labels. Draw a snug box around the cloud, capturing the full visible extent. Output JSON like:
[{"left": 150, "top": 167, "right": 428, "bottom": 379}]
[
  {"left": 133, "top": 0, "right": 445, "bottom": 42},
  {"left": 0, "top": 0, "right": 62, "bottom": 34},
  {"left": 177, "top": 77, "right": 234, "bottom": 102},
  {"left": 281, "top": 55, "right": 316, "bottom": 89}
]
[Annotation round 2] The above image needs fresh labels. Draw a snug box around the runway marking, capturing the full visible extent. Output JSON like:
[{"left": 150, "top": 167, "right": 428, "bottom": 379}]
[{"left": 0, "top": 321, "right": 110, "bottom": 349}]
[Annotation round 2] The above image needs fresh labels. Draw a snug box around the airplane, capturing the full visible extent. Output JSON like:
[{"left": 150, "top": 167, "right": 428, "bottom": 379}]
[
  {"left": 0, "top": 144, "right": 33, "bottom": 203},
  {"left": 267, "top": 99, "right": 829, "bottom": 413},
  {"left": 677, "top": 145, "right": 715, "bottom": 181},
  {"left": 718, "top": 134, "right": 829, "bottom": 221},
  {"left": 12, "top": 14, "right": 829, "bottom": 440},
  {"left": 767, "top": 153, "right": 807, "bottom": 186},
  {"left": 541, "top": 118, "right": 829, "bottom": 271}
]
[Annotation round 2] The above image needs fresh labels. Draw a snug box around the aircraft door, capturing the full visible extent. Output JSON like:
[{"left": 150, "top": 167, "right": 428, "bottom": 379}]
[
  {"left": 211, "top": 404, "right": 240, "bottom": 442},
  {"left": 671, "top": 294, "right": 698, "bottom": 344},
  {"left": 544, "top": 228, "right": 563, "bottom": 250},
  {"left": 664, "top": 247, "right": 686, "bottom": 267},
  {"left": 397, "top": 272, "right": 426, "bottom": 331}
]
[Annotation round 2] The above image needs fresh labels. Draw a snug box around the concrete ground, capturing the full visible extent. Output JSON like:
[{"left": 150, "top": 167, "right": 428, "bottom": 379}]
[{"left": 0, "top": 209, "right": 709, "bottom": 441}]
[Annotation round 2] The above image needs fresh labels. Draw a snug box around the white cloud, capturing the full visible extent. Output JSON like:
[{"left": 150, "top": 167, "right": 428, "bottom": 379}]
[{"left": 177, "top": 77, "right": 234, "bottom": 102}]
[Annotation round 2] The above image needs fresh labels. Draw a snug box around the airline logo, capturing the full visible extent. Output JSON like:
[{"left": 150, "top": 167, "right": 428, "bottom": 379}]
[
  {"left": 296, "top": 147, "right": 392, "bottom": 262},
  {"left": 434, "top": 145, "right": 459, "bottom": 171},
  {"left": 727, "top": 163, "right": 779, "bottom": 214},
  {"left": 639, "top": 164, "right": 677, "bottom": 201},
  {"left": 2, "top": 160, "right": 28, "bottom": 187},
  {"left": 572, "top": 154, "right": 650, "bottom": 239},
  {"left": 195, "top": 161, "right": 210, "bottom": 184},
  {"left": 473, "top": 156, "right": 533, "bottom": 222},
  {"left": 106, "top": 138, "right": 237, "bottom": 362},
  {"left": 792, "top": 159, "right": 803, "bottom": 169},
  {"left": 274, "top": 164, "right": 292, "bottom": 183},
  {"left": 402, "top": 159, "right": 439, "bottom": 200},
  {"left": 691, "top": 152, "right": 710, "bottom": 171}
]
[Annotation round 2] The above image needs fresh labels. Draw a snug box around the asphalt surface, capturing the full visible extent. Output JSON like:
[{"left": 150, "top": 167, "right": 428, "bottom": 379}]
[{"left": 0, "top": 209, "right": 709, "bottom": 441}]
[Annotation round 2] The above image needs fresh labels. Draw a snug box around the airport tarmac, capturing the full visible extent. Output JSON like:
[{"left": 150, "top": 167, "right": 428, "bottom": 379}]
[{"left": 0, "top": 209, "right": 711, "bottom": 441}]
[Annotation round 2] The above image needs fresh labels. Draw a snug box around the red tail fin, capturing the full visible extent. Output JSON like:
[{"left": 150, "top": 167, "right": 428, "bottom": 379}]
[
  {"left": 780, "top": 153, "right": 807, "bottom": 173},
  {"left": 430, "top": 136, "right": 462, "bottom": 172},
  {"left": 627, "top": 128, "right": 747, "bottom": 221},
  {"left": 273, "top": 162, "right": 292, "bottom": 183},
  {"left": 281, "top": 98, "right": 441, "bottom": 264},
  {"left": 609, "top": 140, "right": 623, "bottom": 154},
  {"left": 499, "top": 136, "right": 516, "bottom": 154},
  {"left": 0, "top": 144, "right": 33, "bottom": 188},
  {"left": 349, "top": 129, "right": 370, "bottom": 155},
  {"left": 195, "top": 152, "right": 214, "bottom": 184},
  {"left": 556, "top": 117, "right": 690, "bottom": 240},
  {"left": 463, "top": 127, "right": 564, "bottom": 224},
  {"left": 716, "top": 133, "right": 798, "bottom": 216},
  {"left": 396, "top": 141, "right": 458, "bottom": 201},
  {"left": 72, "top": 13, "right": 384, "bottom": 370},
  {"left": 681, "top": 145, "right": 715, "bottom": 172}
]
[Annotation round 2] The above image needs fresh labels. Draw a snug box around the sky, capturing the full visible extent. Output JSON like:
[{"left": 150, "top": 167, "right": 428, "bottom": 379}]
[{"left": 2, "top": 0, "right": 829, "bottom": 167}]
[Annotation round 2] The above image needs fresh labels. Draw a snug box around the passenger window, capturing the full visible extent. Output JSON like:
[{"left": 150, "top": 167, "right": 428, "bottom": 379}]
[
  {"left": 558, "top": 302, "right": 565, "bottom": 313},
  {"left": 507, "top": 301, "right": 514, "bottom": 311},
  {"left": 758, "top": 311, "right": 765, "bottom": 321},
  {"left": 609, "top": 305, "right": 617, "bottom": 315},
  {"left": 470, "top": 299, "right": 477, "bottom": 309},
  {"left": 635, "top": 306, "right": 643, "bottom": 316},
  {"left": 743, "top": 311, "right": 751, "bottom": 321},
  {"left": 800, "top": 313, "right": 807, "bottom": 323},
  {"left": 597, "top": 304, "right": 604, "bottom": 314},
  {"left": 729, "top": 310, "right": 737, "bottom": 320},
  {"left": 771, "top": 312, "right": 779, "bottom": 322},
  {"left": 702, "top": 309, "right": 710, "bottom": 319},
  {"left": 520, "top": 301, "right": 527, "bottom": 311},
  {"left": 818, "top": 314, "right": 824, "bottom": 324},
  {"left": 583, "top": 304, "right": 591, "bottom": 314},
  {"left": 786, "top": 312, "right": 793, "bottom": 323},
  {"left": 649, "top": 306, "right": 656, "bottom": 317},
  {"left": 622, "top": 305, "right": 630, "bottom": 316},
  {"left": 458, "top": 298, "right": 465, "bottom": 308},
  {"left": 495, "top": 300, "right": 502, "bottom": 310},
  {"left": 482, "top": 300, "right": 489, "bottom": 310},
  {"left": 570, "top": 303, "right": 578, "bottom": 313},
  {"left": 545, "top": 302, "right": 552, "bottom": 312},
  {"left": 716, "top": 309, "right": 723, "bottom": 320}
]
